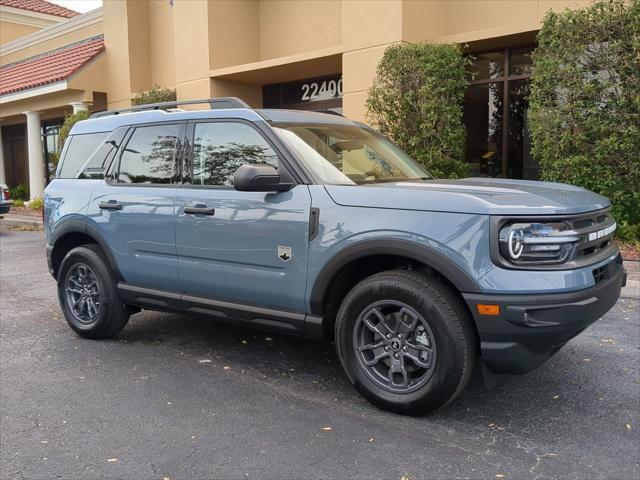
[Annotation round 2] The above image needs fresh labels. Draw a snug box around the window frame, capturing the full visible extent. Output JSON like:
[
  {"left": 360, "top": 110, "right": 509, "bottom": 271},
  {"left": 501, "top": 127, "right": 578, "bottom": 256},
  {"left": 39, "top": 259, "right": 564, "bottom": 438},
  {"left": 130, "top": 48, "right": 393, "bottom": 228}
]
[
  {"left": 182, "top": 118, "right": 297, "bottom": 190},
  {"left": 467, "top": 45, "right": 534, "bottom": 178},
  {"left": 107, "top": 121, "right": 187, "bottom": 187}
]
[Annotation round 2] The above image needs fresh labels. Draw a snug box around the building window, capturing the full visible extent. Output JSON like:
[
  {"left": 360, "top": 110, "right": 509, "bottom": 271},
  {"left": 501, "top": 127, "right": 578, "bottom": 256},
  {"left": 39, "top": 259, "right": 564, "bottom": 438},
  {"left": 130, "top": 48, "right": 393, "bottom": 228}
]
[
  {"left": 463, "top": 47, "right": 535, "bottom": 179},
  {"left": 42, "top": 120, "right": 61, "bottom": 184}
]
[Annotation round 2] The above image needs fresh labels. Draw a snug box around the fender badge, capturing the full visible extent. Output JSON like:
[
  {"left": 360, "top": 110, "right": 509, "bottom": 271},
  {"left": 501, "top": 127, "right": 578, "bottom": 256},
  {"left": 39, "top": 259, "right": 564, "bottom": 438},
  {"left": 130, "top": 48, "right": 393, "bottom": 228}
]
[{"left": 278, "top": 246, "right": 292, "bottom": 262}]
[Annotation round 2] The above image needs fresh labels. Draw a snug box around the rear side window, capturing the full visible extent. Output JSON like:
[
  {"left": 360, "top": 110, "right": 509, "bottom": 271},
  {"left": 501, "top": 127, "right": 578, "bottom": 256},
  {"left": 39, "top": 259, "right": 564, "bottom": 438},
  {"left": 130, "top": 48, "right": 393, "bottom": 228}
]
[
  {"left": 78, "top": 128, "right": 127, "bottom": 179},
  {"left": 117, "top": 124, "right": 180, "bottom": 184},
  {"left": 57, "top": 132, "right": 109, "bottom": 179}
]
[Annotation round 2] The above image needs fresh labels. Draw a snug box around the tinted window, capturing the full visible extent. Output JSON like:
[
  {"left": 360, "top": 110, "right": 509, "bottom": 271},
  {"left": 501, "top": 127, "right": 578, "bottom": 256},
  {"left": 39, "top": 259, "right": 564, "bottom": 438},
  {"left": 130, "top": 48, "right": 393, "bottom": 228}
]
[
  {"left": 57, "top": 132, "right": 108, "bottom": 178},
  {"left": 118, "top": 124, "right": 180, "bottom": 184},
  {"left": 192, "top": 123, "right": 278, "bottom": 186}
]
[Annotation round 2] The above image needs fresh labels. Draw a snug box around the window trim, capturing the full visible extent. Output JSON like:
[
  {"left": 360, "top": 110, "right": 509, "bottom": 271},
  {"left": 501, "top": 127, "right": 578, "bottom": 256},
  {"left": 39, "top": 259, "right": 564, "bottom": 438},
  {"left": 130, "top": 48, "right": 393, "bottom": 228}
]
[
  {"left": 107, "top": 121, "right": 187, "bottom": 188},
  {"left": 181, "top": 118, "right": 298, "bottom": 190}
]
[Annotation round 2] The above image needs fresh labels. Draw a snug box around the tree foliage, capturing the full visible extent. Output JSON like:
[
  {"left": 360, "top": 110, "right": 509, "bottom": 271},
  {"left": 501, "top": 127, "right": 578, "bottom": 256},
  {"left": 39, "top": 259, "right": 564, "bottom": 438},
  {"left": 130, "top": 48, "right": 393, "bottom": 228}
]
[
  {"left": 366, "top": 42, "right": 471, "bottom": 178},
  {"left": 529, "top": 0, "right": 640, "bottom": 240},
  {"left": 58, "top": 110, "right": 91, "bottom": 153},
  {"left": 132, "top": 85, "right": 177, "bottom": 106}
]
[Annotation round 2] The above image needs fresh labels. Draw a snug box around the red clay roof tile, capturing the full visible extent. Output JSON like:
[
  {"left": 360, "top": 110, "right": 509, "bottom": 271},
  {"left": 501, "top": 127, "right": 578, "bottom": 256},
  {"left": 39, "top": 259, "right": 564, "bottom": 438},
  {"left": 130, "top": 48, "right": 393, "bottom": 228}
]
[
  {"left": 0, "top": 0, "right": 79, "bottom": 18},
  {"left": 0, "top": 35, "right": 104, "bottom": 96}
]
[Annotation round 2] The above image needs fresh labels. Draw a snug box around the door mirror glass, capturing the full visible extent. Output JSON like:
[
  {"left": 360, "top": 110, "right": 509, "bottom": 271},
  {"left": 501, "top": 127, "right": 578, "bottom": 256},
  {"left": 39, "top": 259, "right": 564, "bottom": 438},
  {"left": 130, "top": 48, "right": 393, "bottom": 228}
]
[{"left": 233, "top": 164, "right": 292, "bottom": 192}]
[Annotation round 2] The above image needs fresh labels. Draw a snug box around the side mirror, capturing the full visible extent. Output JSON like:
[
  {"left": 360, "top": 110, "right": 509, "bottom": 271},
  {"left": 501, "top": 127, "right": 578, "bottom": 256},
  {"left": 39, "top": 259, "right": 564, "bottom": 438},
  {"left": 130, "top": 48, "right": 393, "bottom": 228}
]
[{"left": 233, "top": 164, "right": 292, "bottom": 192}]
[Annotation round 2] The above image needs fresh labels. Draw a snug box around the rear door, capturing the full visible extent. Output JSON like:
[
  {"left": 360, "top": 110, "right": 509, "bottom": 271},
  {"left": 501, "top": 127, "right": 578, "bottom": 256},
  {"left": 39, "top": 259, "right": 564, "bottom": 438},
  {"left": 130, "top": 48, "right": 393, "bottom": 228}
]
[
  {"left": 87, "top": 122, "right": 185, "bottom": 291},
  {"left": 175, "top": 120, "right": 311, "bottom": 312}
]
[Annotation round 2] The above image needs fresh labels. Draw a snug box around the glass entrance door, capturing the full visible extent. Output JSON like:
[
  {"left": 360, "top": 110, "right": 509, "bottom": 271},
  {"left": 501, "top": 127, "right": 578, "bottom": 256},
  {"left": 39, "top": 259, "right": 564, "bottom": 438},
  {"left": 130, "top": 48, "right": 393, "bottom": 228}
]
[{"left": 464, "top": 47, "right": 535, "bottom": 179}]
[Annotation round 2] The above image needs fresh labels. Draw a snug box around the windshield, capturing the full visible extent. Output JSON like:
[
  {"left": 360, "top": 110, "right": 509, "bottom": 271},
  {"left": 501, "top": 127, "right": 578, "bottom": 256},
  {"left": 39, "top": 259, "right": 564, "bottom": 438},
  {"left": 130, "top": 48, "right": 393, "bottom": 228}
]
[{"left": 273, "top": 123, "right": 430, "bottom": 185}]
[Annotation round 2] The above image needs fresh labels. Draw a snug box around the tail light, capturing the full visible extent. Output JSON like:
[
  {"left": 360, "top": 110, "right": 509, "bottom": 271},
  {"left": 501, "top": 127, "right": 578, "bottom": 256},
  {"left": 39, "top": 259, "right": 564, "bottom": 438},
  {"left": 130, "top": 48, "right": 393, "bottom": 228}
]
[{"left": 2, "top": 189, "right": 8, "bottom": 201}]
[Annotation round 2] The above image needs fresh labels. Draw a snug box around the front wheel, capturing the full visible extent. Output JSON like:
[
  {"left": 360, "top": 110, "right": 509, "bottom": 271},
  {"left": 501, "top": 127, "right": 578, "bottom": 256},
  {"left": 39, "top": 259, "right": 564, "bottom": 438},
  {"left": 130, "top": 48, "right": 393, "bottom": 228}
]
[
  {"left": 335, "top": 270, "right": 476, "bottom": 415},
  {"left": 57, "top": 244, "right": 130, "bottom": 339}
]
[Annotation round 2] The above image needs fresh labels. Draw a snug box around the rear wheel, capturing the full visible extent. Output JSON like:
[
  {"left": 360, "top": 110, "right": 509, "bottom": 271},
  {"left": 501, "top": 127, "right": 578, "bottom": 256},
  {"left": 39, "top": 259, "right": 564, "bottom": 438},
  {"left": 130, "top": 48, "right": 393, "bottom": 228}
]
[
  {"left": 57, "top": 245, "right": 129, "bottom": 339},
  {"left": 335, "top": 270, "right": 476, "bottom": 415}
]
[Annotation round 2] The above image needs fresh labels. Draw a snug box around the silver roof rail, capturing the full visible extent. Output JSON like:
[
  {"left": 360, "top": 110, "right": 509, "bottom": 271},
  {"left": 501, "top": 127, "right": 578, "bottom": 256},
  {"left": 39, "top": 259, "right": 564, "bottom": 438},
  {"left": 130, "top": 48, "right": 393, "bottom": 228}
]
[{"left": 90, "top": 97, "right": 250, "bottom": 118}]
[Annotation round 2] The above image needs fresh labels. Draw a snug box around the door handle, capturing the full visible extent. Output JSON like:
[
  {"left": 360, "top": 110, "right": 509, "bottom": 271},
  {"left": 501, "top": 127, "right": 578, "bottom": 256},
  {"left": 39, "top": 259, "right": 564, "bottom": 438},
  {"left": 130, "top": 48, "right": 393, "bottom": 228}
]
[
  {"left": 99, "top": 201, "right": 123, "bottom": 210},
  {"left": 184, "top": 206, "right": 215, "bottom": 216}
]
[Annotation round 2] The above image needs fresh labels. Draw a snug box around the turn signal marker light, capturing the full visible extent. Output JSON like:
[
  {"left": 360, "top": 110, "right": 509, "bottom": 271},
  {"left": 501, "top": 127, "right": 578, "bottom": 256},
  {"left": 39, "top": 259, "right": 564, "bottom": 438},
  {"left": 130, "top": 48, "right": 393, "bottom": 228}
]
[{"left": 476, "top": 304, "right": 500, "bottom": 316}]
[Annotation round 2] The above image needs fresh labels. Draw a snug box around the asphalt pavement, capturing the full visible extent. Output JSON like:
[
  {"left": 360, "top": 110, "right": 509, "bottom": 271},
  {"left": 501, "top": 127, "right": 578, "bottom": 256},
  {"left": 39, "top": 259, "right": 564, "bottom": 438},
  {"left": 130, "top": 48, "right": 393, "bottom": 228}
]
[{"left": 1, "top": 230, "right": 638, "bottom": 480}]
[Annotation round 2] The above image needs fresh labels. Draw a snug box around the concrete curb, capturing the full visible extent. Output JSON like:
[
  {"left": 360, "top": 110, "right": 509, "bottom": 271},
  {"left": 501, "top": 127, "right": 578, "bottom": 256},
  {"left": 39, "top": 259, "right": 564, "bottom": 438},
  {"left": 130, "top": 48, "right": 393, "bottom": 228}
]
[
  {"left": 622, "top": 260, "right": 639, "bottom": 300},
  {"left": 0, "top": 214, "right": 43, "bottom": 227}
]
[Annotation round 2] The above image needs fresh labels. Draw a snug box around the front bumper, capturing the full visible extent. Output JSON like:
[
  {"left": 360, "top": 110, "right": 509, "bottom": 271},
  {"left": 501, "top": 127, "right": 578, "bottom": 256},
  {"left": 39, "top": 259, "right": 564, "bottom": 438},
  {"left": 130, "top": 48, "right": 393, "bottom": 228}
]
[{"left": 463, "top": 255, "right": 626, "bottom": 374}]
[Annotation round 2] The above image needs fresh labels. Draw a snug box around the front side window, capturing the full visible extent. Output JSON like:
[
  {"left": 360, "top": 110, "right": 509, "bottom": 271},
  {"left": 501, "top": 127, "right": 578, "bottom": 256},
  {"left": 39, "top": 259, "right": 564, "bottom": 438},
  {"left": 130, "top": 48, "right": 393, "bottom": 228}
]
[
  {"left": 118, "top": 124, "right": 180, "bottom": 184},
  {"left": 273, "top": 124, "right": 429, "bottom": 185},
  {"left": 192, "top": 122, "right": 279, "bottom": 186},
  {"left": 57, "top": 132, "right": 109, "bottom": 179}
]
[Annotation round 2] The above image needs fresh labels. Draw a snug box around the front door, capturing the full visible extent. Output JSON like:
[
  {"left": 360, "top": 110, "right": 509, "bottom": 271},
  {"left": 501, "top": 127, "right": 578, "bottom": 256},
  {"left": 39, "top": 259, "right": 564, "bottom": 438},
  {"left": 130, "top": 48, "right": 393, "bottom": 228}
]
[
  {"left": 87, "top": 122, "right": 185, "bottom": 291},
  {"left": 175, "top": 121, "right": 311, "bottom": 312}
]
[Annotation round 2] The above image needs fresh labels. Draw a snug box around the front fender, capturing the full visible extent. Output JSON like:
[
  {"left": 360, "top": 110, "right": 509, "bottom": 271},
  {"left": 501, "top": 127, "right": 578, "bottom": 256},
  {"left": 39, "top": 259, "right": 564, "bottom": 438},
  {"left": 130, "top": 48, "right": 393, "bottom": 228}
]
[{"left": 308, "top": 237, "right": 482, "bottom": 315}]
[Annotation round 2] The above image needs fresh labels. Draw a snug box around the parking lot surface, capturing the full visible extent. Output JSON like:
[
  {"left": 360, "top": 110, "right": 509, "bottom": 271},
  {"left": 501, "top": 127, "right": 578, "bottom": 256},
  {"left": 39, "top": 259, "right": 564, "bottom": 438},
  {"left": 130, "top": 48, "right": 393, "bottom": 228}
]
[{"left": 1, "top": 230, "right": 639, "bottom": 479}]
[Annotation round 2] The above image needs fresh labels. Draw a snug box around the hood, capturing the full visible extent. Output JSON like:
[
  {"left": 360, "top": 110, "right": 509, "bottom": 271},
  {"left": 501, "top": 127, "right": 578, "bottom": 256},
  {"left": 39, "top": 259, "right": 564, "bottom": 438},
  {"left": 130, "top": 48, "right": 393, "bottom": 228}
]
[{"left": 324, "top": 178, "right": 611, "bottom": 216}]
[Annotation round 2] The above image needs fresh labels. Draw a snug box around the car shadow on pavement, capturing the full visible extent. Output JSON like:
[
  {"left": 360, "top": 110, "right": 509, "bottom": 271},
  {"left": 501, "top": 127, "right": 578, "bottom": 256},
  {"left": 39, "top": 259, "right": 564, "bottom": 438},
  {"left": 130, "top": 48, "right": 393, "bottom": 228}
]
[{"left": 114, "top": 309, "right": 583, "bottom": 427}]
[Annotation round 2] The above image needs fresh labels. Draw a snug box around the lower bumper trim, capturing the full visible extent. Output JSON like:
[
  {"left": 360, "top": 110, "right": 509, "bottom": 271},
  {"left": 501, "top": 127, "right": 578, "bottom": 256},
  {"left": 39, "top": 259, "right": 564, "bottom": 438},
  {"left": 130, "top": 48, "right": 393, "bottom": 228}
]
[{"left": 463, "top": 258, "right": 625, "bottom": 374}]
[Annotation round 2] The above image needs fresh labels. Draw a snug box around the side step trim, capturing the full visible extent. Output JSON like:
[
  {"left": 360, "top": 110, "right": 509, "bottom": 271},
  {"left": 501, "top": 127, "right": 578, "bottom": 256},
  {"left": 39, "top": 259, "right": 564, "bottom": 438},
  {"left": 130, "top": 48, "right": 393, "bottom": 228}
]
[{"left": 117, "top": 283, "right": 325, "bottom": 339}]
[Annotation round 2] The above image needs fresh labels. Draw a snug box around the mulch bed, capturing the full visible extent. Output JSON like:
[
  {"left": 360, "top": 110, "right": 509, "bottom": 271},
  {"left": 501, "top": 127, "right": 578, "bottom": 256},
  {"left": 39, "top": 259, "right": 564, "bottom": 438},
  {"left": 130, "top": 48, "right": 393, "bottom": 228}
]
[
  {"left": 7, "top": 206, "right": 41, "bottom": 217},
  {"left": 619, "top": 242, "right": 640, "bottom": 262}
]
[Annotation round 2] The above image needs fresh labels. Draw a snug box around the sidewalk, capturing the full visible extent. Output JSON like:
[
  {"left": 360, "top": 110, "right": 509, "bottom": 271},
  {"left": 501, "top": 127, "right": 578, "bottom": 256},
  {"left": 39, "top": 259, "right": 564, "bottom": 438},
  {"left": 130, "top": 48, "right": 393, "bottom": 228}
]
[{"left": 622, "top": 259, "right": 640, "bottom": 300}]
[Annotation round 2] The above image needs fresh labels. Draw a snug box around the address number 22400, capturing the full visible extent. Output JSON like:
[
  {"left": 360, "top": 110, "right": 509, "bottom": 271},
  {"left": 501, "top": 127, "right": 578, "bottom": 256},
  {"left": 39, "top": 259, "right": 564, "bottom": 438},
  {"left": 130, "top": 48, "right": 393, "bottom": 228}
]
[{"left": 301, "top": 79, "right": 343, "bottom": 102}]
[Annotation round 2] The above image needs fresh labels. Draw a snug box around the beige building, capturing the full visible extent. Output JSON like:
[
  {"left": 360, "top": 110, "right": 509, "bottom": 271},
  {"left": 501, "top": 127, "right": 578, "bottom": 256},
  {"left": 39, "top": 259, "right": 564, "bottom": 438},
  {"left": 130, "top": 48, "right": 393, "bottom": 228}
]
[{"left": 0, "top": 0, "right": 595, "bottom": 199}]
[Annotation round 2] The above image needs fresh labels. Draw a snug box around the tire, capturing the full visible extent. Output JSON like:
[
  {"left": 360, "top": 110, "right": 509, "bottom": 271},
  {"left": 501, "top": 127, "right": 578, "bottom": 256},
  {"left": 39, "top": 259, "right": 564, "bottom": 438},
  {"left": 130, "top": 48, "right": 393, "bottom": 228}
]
[
  {"left": 57, "top": 244, "right": 130, "bottom": 339},
  {"left": 335, "top": 269, "right": 476, "bottom": 415}
]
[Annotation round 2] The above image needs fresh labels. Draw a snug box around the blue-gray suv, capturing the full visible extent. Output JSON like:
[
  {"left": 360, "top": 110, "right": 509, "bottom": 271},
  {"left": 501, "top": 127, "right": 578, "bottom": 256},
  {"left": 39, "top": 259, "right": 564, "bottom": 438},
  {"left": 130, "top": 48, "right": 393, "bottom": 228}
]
[{"left": 44, "top": 98, "right": 626, "bottom": 415}]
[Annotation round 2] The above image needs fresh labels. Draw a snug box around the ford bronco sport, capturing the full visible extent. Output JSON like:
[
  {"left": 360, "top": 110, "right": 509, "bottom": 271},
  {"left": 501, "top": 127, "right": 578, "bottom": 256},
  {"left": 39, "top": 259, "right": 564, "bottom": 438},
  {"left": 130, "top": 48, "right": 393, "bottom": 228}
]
[{"left": 44, "top": 98, "right": 626, "bottom": 415}]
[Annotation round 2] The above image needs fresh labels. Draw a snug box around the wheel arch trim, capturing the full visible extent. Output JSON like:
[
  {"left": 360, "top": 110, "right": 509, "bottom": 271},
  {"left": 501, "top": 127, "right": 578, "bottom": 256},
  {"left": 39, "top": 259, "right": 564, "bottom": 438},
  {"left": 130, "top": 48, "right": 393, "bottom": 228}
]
[
  {"left": 49, "top": 220, "right": 123, "bottom": 281},
  {"left": 309, "top": 238, "right": 480, "bottom": 316}
]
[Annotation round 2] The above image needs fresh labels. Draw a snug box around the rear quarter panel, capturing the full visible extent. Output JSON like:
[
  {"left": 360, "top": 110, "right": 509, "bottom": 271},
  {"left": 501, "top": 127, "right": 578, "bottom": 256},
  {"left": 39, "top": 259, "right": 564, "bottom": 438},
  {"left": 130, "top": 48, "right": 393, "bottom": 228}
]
[{"left": 44, "top": 179, "right": 101, "bottom": 244}]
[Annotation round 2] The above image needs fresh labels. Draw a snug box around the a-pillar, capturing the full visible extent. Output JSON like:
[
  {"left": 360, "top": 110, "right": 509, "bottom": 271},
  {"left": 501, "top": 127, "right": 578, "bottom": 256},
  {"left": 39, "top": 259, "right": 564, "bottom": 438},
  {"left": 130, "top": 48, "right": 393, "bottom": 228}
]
[{"left": 24, "top": 111, "right": 45, "bottom": 199}]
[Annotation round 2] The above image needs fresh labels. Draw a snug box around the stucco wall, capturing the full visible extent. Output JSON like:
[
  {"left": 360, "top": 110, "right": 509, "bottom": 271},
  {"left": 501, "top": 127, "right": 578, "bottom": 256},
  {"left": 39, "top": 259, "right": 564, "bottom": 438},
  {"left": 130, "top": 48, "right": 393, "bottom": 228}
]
[{"left": 0, "top": 21, "right": 39, "bottom": 45}]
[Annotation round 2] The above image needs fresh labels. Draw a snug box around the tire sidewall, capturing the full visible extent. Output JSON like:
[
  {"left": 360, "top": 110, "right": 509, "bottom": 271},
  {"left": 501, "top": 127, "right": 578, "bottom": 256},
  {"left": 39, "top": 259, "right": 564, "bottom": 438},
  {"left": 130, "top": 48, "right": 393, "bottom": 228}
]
[
  {"left": 336, "top": 274, "right": 469, "bottom": 414},
  {"left": 57, "top": 246, "right": 119, "bottom": 335}
]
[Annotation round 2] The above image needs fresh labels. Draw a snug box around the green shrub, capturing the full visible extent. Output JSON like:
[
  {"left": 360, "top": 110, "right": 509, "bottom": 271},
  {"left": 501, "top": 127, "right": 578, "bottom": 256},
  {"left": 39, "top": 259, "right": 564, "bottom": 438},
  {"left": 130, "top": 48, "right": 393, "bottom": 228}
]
[
  {"left": 58, "top": 110, "right": 91, "bottom": 152},
  {"left": 132, "top": 85, "right": 176, "bottom": 106},
  {"left": 9, "top": 183, "right": 28, "bottom": 201},
  {"left": 366, "top": 42, "right": 471, "bottom": 178},
  {"left": 28, "top": 196, "right": 43, "bottom": 211},
  {"left": 529, "top": 0, "right": 640, "bottom": 240},
  {"left": 13, "top": 199, "right": 25, "bottom": 208}
]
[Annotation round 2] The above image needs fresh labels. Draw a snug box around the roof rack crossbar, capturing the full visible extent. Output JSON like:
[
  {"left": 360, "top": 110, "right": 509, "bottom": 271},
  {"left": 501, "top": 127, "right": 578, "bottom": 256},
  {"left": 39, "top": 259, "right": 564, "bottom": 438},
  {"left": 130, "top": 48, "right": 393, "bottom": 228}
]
[{"left": 90, "top": 97, "right": 250, "bottom": 118}]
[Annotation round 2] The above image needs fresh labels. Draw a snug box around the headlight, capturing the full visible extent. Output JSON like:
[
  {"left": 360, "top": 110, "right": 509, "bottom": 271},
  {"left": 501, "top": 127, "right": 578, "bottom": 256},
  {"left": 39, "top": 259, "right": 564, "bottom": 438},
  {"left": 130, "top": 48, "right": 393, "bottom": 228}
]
[{"left": 498, "top": 222, "right": 579, "bottom": 265}]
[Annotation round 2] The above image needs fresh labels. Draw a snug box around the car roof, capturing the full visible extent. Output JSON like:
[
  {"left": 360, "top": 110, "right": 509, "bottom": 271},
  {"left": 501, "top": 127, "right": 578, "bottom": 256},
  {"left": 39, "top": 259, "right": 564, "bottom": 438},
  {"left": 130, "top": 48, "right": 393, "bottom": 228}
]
[{"left": 70, "top": 107, "right": 360, "bottom": 135}]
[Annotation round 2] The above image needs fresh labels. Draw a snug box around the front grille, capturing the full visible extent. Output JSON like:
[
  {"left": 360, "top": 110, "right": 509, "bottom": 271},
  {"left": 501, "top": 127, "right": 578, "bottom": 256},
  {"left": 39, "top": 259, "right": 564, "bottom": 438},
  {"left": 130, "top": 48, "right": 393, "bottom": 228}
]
[{"left": 565, "top": 209, "right": 616, "bottom": 262}]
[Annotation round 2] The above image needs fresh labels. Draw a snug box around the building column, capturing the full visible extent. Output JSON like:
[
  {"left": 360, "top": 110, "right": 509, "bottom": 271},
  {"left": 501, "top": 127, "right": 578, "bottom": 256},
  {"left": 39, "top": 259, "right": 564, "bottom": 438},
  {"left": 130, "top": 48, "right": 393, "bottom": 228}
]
[
  {"left": 0, "top": 127, "right": 6, "bottom": 186},
  {"left": 69, "top": 102, "right": 89, "bottom": 114},
  {"left": 24, "top": 111, "right": 45, "bottom": 199}
]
